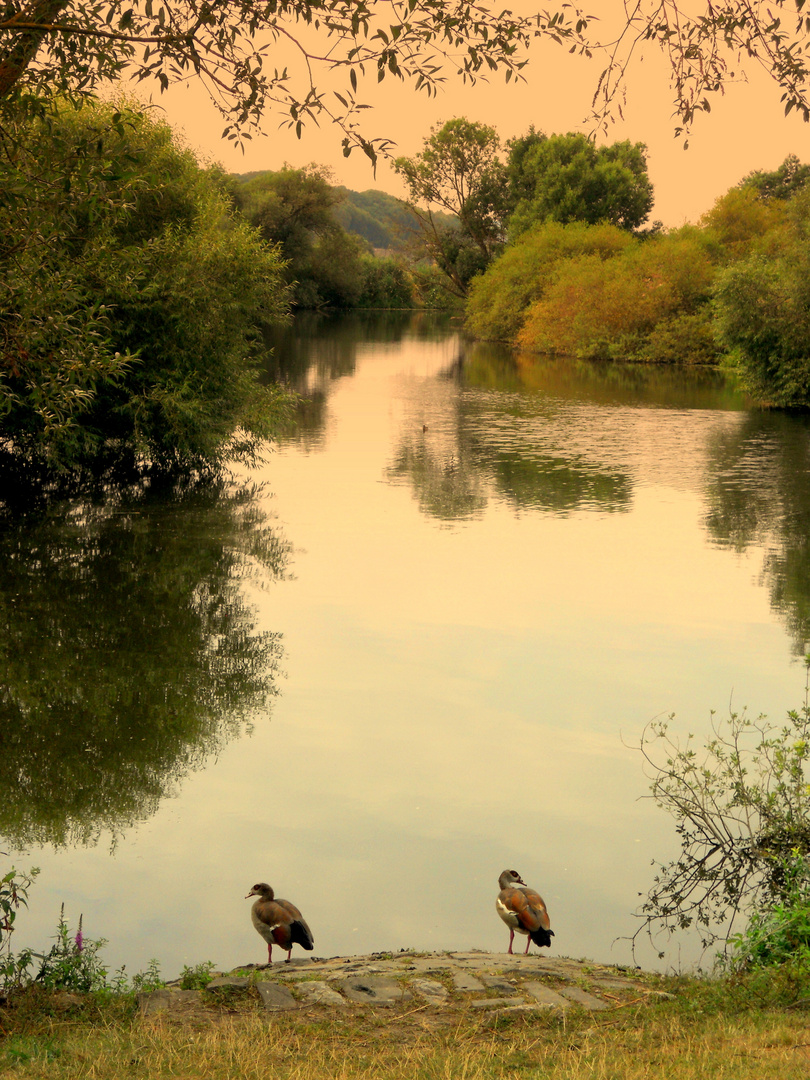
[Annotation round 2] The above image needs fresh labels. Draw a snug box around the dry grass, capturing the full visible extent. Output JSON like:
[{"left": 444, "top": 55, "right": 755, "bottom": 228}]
[{"left": 3, "top": 987, "right": 810, "bottom": 1079}]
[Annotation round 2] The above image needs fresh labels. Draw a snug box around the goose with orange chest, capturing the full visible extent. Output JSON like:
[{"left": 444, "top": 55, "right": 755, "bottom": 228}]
[
  {"left": 496, "top": 869, "right": 554, "bottom": 954},
  {"left": 245, "top": 882, "right": 315, "bottom": 964}
]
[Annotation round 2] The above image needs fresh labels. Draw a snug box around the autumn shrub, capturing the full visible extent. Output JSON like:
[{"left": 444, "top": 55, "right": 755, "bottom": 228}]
[
  {"left": 465, "top": 220, "right": 633, "bottom": 342},
  {"left": 699, "top": 186, "right": 787, "bottom": 259},
  {"left": 516, "top": 229, "right": 716, "bottom": 360},
  {"left": 637, "top": 310, "right": 720, "bottom": 364}
]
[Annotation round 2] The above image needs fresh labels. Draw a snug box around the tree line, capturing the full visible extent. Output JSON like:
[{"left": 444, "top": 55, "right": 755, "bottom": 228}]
[{"left": 3, "top": 1, "right": 810, "bottom": 480}]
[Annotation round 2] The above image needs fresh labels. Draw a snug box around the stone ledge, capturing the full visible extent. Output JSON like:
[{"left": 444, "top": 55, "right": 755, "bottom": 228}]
[{"left": 138, "top": 952, "right": 663, "bottom": 1018}]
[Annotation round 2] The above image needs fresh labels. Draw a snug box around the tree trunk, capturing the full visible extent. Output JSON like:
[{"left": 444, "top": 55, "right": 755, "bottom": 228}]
[{"left": 0, "top": 0, "right": 71, "bottom": 99}]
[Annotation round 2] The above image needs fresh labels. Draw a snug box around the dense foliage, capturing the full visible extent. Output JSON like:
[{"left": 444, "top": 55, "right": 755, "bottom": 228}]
[
  {"left": 506, "top": 132, "right": 654, "bottom": 237},
  {"left": 232, "top": 166, "right": 415, "bottom": 309},
  {"left": 466, "top": 221, "right": 634, "bottom": 343},
  {"left": 714, "top": 190, "right": 810, "bottom": 406},
  {"left": 516, "top": 229, "right": 716, "bottom": 362},
  {"left": 465, "top": 153, "right": 810, "bottom": 400},
  {"left": 396, "top": 118, "right": 655, "bottom": 298},
  {"left": 0, "top": 97, "right": 293, "bottom": 472}
]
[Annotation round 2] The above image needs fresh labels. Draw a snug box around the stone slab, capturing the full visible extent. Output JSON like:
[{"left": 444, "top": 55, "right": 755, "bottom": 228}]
[
  {"left": 588, "top": 975, "right": 643, "bottom": 991},
  {"left": 523, "top": 982, "right": 572, "bottom": 1009},
  {"left": 137, "top": 990, "right": 203, "bottom": 1016},
  {"left": 452, "top": 972, "right": 485, "bottom": 992},
  {"left": 298, "top": 981, "right": 347, "bottom": 1006},
  {"left": 558, "top": 987, "right": 609, "bottom": 1011},
  {"left": 338, "top": 977, "right": 410, "bottom": 1006},
  {"left": 470, "top": 997, "right": 525, "bottom": 1009},
  {"left": 481, "top": 975, "right": 518, "bottom": 994},
  {"left": 410, "top": 978, "right": 450, "bottom": 1003},
  {"left": 256, "top": 982, "right": 300, "bottom": 1011}
]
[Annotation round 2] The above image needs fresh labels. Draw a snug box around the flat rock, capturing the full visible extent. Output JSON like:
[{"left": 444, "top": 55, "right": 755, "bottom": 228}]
[
  {"left": 452, "top": 972, "right": 486, "bottom": 992},
  {"left": 298, "top": 981, "right": 347, "bottom": 1006},
  {"left": 138, "top": 990, "right": 203, "bottom": 1016},
  {"left": 256, "top": 982, "right": 300, "bottom": 1011},
  {"left": 470, "top": 997, "right": 524, "bottom": 1010},
  {"left": 338, "top": 977, "right": 410, "bottom": 1006},
  {"left": 523, "top": 982, "right": 572, "bottom": 1009},
  {"left": 481, "top": 975, "right": 518, "bottom": 994},
  {"left": 558, "top": 987, "right": 609, "bottom": 1011},
  {"left": 410, "top": 978, "right": 450, "bottom": 1003}
]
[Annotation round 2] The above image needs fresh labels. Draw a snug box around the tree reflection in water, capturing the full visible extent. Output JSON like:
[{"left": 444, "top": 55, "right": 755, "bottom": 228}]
[
  {"left": 0, "top": 473, "right": 290, "bottom": 849},
  {"left": 704, "top": 411, "right": 810, "bottom": 655}
]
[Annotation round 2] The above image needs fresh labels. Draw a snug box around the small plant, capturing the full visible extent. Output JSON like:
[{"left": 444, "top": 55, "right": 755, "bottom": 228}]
[
  {"left": 35, "top": 907, "right": 110, "bottom": 993},
  {"left": 0, "top": 864, "right": 39, "bottom": 992},
  {"left": 131, "top": 958, "right": 165, "bottom": 993},
  {"left": 724, "top": 857, "right": 810, "bottom": 972},
  {"left": 180, "top": 960, "right": 216, "bottom": 990}
]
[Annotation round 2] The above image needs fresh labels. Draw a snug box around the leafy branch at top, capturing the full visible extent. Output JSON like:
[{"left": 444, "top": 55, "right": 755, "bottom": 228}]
[
  {"left": 590, "top": 0, "right": 810, "bottom": 146},
  {"left": 0, "top": 0, "right": 592, "bottom": 162},
  {"left": 2, "top": 2, "right": 810, "bottom": 164}
]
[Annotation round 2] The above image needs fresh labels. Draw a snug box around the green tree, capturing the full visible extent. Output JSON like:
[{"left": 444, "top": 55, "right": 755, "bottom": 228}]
[
  {"left": 714, "top": 189, "right": 810, "bottom": 406},
  {"left": 234, "top": 166, "right": 372, "bottom": 308},
  {"left": 507, "top": 132, "right": 654, "bottom": 237},
  {"left": 395, "top": 118, "right": 507, "bottom": 296},
  {"left": 741, "top": 154, "right": 810, "bottom": 203},
  {"left": 0, "top": 98, "right": 292, "bottom": 471}
]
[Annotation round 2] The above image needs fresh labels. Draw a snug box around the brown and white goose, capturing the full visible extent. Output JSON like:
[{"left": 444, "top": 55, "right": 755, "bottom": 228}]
[
  {"left": 496, "top": 869, "right": 554, "bottom": 954},
  {"left": 245, "top": 882, "right": 315, "bottom": 964}
]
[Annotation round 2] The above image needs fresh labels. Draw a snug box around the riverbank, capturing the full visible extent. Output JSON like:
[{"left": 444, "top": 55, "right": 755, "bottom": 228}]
[{"left": 3, "top": 952, "right": 810, "bottom": 1079}]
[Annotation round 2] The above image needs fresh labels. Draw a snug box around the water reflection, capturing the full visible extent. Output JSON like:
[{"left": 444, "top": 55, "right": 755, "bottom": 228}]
[
  {"left": 0, "top": 475, "right": 289, "bottom": 849},
  {"left": 704, "top": 411, "right": 810, "bottom": 654},
  {"left": 264, "top": 312, "right": 459, "bottom": 450},
  {"left": 386, "top": 439, "right": 488, "bottom": 522}
]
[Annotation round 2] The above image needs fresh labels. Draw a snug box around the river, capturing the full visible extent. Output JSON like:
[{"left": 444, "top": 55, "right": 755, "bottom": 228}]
[{"left": 4, "top": 311, "right": 810, "bottom": 978}]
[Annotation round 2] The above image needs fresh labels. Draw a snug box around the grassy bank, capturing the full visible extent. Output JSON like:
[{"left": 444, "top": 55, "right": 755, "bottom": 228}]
[{"left": 3, "top": 970, "right": 810, "bottom": 1079}]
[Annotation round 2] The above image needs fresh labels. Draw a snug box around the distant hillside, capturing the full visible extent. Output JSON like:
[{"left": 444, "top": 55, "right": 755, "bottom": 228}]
[
  {"left": 333, "top": 188, "right": 421, "bottom": 251},
  {"left": 230, "top": 171, "right": 455, "bottom": 254}
]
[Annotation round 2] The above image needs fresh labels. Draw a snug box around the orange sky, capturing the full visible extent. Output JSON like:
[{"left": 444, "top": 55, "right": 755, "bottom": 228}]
[{"left": 151, "top": 5, "right": 810, "bottom": 227}]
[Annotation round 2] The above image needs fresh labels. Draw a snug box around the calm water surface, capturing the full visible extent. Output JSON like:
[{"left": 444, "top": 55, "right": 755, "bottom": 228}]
[{"left": 5, "top": 312, "right": 810, "bottom": 976}]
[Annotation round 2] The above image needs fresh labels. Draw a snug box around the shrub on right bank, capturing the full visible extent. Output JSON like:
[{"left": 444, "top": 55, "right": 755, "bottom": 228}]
[{"left": 464, "top": 156, "right": 810, "bottom": 399}]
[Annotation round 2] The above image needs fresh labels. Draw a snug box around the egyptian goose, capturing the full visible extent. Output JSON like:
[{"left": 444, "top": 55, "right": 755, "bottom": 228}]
[
  {"left": 496, "top": 869, "right": 554, "bottom": 953},
  {"left": 245, "top": 882, "right": 315, "bottom": 963}
]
